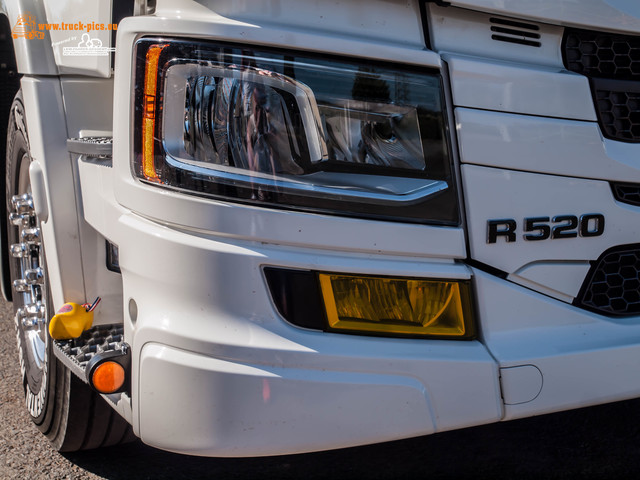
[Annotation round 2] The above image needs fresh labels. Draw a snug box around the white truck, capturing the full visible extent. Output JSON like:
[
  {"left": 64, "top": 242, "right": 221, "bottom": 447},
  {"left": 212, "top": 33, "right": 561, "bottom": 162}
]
[{"left": 1, "top": 0, "right": 640, "bottom": 457}]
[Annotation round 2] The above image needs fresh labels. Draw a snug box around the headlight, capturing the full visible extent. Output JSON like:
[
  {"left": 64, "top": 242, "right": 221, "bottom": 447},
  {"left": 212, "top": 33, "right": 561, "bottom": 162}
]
[{"left": 134, "top": 38, "right": 458, "bottom": 224}]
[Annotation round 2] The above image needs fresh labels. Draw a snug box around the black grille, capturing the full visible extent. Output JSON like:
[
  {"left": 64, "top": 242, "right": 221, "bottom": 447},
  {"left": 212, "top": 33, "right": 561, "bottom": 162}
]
[
  {"left": 563, "top": 28, "right": 640, "bottom": 143},
  {"left": 612, "top": 182, "right": 640, "bottom": 206},
  {"left": 595, "top": 84, "right": 640, "bottom": 141},
  {"left": 564, "top": 29, "right": 640, "bottom": 80},
  {"left": 576, "top": 245, "right": 640, "bottom": 316},
  {"left": 489, "top": 17, "right": 541, "bottom": 48}
]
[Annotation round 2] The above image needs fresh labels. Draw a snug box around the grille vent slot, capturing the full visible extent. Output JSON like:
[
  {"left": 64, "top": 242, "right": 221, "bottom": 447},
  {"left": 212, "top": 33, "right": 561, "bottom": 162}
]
[
  {"left": 490, "top": 17, "right": 541, "bottom": 48},
  {"left": 576, "top": 245, "right": 640, "bottom": 317},
  {"left": 563, "top": 28, "right": 640, "bottom": 143},
  {"left": 612, "top": 182, "right": 640, "bottom": 207}
]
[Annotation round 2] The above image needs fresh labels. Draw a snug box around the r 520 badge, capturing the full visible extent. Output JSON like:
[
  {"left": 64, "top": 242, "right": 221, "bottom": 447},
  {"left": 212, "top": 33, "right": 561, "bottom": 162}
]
[{"left": 487, "top": 214, "right": 605, "bottom": 243}]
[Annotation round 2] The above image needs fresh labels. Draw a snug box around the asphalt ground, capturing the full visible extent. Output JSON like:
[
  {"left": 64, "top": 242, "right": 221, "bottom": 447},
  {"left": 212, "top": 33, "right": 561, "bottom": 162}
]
[{"left": 3, "top": 295, "right": 640, "bottom": 479}]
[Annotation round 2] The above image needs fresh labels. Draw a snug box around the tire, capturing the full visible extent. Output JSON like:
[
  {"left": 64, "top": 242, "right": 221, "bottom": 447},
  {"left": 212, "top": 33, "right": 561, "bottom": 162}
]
[{"left": 6, "top": 91, "right": 135, "bottom": 451}]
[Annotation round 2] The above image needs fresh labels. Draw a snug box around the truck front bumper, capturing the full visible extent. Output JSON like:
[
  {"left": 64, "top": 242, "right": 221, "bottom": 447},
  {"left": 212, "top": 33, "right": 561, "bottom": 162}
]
[{"left": 119, "top": 211, "right": 501, "bottom": 456}]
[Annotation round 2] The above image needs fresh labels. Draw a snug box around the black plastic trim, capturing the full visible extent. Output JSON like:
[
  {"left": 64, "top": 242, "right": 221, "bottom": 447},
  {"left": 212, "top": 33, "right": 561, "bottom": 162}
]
[
  {"left": 612, "top": 182, "right": 640, "bottom": 207},
  {"left": 489, "top": 17, "right": 539, "bottom": 31},
  {"left": 465, "top": 259, "right": 508, "bottom": 280},
  {"left": 574, "top": 244, "right": 640, "bottom": 317},
  {"left": 490, "top": 26, "right": 540, "bottom": 39},
  {"left": 264, "top": 268, "right": 326, "bottom": 331},
  {"left": 491, "top": 35, "right": 541, "bottom": 48}
]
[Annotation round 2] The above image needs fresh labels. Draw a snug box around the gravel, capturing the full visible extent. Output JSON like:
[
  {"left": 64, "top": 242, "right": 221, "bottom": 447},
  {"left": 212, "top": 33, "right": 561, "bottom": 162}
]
[{"left": 4, "top": 295, "right": 640, "bottom": 479}]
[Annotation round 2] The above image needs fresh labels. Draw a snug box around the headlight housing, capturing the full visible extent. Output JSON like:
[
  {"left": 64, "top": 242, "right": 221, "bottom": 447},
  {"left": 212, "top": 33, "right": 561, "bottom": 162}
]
[{"left": 134, "top": 38, "right": 458, "bottom": 224}]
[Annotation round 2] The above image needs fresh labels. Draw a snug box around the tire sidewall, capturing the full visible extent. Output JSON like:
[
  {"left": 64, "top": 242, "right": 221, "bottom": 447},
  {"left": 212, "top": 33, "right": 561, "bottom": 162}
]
[{"left": 6, "top": 93, "right": 55, "bottom": 427}]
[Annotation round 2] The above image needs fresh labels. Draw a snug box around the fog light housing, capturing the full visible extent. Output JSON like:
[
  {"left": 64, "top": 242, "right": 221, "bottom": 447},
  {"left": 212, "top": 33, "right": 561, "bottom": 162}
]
[
  {"left": 265, "top": 267, "right": 475, "bottom": 339},
  {"left": 319, "top": 274, "right": 473, "bottom": 338}
]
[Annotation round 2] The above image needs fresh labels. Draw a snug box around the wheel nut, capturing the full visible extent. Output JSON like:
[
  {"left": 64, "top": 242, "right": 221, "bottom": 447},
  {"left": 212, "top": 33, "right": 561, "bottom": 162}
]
[
  {"left": 21, "top": 227, "right": 40, "bottom": 244},
  {"left": 24, "top": 268, "right": 44, "bottom": 285},
  {"left": 9, "top": 212, "right": 32, "bottom": 226},
  {"left": 24, "top": 302, "right": 45, "bottom": 318},
  {"left": 13, "top": 279, "right": 29, "bottom": 292},
  {"left": 21, "top": 315, "right": 40, "bottom": 329},
  {"left": 11, "top": 194, "right": 34, "bottom": 214},
  {"left": 10, "top": 243, "right": 28, "bottom": 258}
]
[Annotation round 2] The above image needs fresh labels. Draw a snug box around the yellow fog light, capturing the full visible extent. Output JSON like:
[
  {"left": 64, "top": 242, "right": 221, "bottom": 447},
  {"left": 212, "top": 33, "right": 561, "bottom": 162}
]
[{"left": 319, "top": 274, "right": 474, "bottom": 338}]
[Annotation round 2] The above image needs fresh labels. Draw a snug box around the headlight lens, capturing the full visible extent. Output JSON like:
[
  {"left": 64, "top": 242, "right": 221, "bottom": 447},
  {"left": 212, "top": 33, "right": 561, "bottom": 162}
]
[{"left": 134, "top": 38, "right": 458, "bottom": 224}]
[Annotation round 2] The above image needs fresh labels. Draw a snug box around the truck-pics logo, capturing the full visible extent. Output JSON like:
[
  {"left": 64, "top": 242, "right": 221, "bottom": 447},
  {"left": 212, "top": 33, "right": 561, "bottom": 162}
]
[
  {"left": 63, "top": 33, "right": 115, "bottom": 56},
  {"left": 12, "top": 12, "right": 118, "bottom": 50},
  {"left": 11, "top": 12, "right": 44, "bottom": 40},
  {"left": 487, "top": 214, "right": 605, "bottom": 243}
]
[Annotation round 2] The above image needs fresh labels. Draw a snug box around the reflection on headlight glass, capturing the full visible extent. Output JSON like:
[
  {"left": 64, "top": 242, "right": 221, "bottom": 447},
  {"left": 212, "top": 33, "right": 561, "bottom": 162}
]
[
  {"left": 321, "top": 100, "right": 424, "bottom": 170},
  {"left": 183, "top": 75, "right": 306, "bottom": 175},
  {"left": 171, "top": 57, "right": 440, "bottom": 177},
  {"left": 135, "top": 39, "right": 458, "bottom": 225}
]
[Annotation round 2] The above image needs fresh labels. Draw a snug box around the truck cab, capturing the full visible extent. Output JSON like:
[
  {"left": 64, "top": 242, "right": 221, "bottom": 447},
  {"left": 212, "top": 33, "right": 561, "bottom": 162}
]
[{"left": 1, "top": 0, "right": 640, "bottom": 456}]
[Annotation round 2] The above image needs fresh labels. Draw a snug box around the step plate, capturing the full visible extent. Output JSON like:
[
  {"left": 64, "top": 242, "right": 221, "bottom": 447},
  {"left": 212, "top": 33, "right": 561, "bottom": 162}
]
[{"left": 53, "top": 324, "right": 125, "bottom": 382}]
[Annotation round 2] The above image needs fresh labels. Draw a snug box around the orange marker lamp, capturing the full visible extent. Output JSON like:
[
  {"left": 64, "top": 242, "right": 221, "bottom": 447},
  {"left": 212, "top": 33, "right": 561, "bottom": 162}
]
[{"left": 85, "top": 346, "right": 131, "bottom": 395}]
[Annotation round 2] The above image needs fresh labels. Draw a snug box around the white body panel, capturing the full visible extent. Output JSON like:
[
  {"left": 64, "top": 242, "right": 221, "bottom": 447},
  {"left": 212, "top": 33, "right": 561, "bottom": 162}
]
[
  {"left": 20, "top": 77, "right": 85, "bottom": 309},
  {"left": 200, "top": 0, "right": 425, "bottom": 48},
  {"left": 476, "top": 269, "right": 640, "bottom": 420},
  {"left": 2, "top": 0, "right": 58, "bottom": 74},
  {"left": 445, "top": 0, "right": 640, "bottom": 35},
  {"left": 43, "top": 0, "right": 112, "bottom": 77},
  {"left": 456, "top": 108, "right": 640, "bottom": 183},
  {"left": 428, "top": 5, "right": 565, "bottom": 68},
  {"left": 446, "top": 55, "right": 597, "bottom": 120},
  {"left": 462, "top": 163, "right": 640, "bottom": 275}
]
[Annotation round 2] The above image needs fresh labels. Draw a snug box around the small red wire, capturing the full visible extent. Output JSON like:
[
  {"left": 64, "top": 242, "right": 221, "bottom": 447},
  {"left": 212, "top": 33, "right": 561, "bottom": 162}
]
[{"left": 83, "top": 297, "right": 101, "bottom": 312}]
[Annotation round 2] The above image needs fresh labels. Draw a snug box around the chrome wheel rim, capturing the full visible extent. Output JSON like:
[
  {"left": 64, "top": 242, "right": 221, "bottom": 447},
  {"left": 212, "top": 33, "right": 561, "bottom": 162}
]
[{"left": 11, "top": 153, "right": 47, "bottom": 371}]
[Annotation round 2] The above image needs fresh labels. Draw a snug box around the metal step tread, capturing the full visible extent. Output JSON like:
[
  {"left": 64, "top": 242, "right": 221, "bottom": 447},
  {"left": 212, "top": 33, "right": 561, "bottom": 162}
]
[
  {"left": 67, "top": 136, "right": 113, "bottom": 159},
  {"left": 53, "top": 324, "right": 125, "bottom": 382}
]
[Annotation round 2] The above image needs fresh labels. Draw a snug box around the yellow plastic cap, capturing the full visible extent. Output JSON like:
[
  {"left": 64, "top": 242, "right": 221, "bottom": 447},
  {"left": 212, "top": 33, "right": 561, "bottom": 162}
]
[{"left": 48, "top": 303, "right": 94, "bottom": 340}]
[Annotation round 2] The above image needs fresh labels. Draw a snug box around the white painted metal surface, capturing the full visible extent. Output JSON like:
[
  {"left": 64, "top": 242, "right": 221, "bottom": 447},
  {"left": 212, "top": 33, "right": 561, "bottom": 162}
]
[
  {"left": 20, "top": 77, "right": 85, "bottom": 310},
  {"left": 456, "top": 108, "right": 640, "bottom": 183},
  {"left": 500, "top": 365, "right": 543, "bottom": 406},
  {"left": 509, "top": 262, "right": 592, "bottom": 303},
  {"left": 428, "top": 4, "right": 565, "bottom": 68},
  {"left": 462, "top": 164, "right": 640, "bottom": 275},
  {"left": 446, "top": 55, "right": 596, "bottom": 120},
  {"left": 476, "top": 269, "right": 640, "bottom": 420},
  {"left": 195, "top": 0, "right": 426, "bottom": 49},
  {"left": 138, "top": 339, "right": 498, "bottom": 456},
  {"left": 445, "top": 0, "right": 640, "bottom": 35},
  {"left": 1, "top": 0, "right": 58, "bottom": 74},
  {"left": 43, "top": 0, "right": 112, "bottom": 77}
]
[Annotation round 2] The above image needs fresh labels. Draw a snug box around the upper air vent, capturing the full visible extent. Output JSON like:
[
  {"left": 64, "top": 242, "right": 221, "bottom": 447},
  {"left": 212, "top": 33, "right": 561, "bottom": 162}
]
[
  {"left": 563, "top": 28, "right": 640, "bottom": 143},
  {"left": 490, "top": 17, "right": 541, "bottom": 48},
  {"left": 612, "top": 182, "right": 640, "bottom": 207},
  {"left": 563, "top": 28, "right": 640, "bottom": 80}
]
